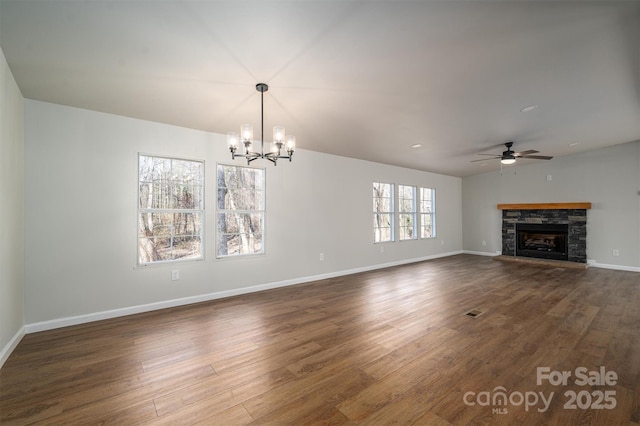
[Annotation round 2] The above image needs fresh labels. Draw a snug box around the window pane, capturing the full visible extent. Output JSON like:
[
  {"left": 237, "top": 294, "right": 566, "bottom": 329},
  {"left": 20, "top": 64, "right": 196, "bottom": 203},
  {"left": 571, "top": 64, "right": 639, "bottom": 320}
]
[
  {"left": 421, "top": 214, "right": 434, "bottom": 238},
  {"left": 373, "top": 198, "right": 392, "bottom": 213},
  {"left": 400, "top": 214, "right": 414, "bottom": 227},
  {"left": 139, "top": 156, "right": 171, "bottom": 182},
  {"left": 373, "top": 213, "right": 392, "bottom": 228},
  {"left": 373, "top": 213, "right": 393, "bottom": 243},
  {"left": 372, "top": 182, "right": 388, "bottom": 195},
  {"left": 217, "top": 212, "right": 232, "bottom": 233},
  {"left": 139, "top": 183, "right": 152, "bottom": 209},
  {"left": 173, "top": 236, "right": 201, "bottom": 259},
  {"left": 173, "top": 212, "right": 202, "bottom": 237},
  {"left": 138, "top": 212, "right": 171, "bottom": 238},
  {"left": 171, "top": 183, "right": 202, "bottom": 209},
  {"left": 399, "top": 198, "right": 413, "bottom": 213},
  {"left": 217, "top": 188, "right": 227, "bottom": 210},
  {"left": 137, "top": 236, "right": 201, "bottom": 263},
  {"left": 219, "top": 235, "right": 239, "bottom": 256},
  {"left": 399, "top": 213, "right": 415, "bottom": 240},
  {"left": 152, "top": 237, "right": 173, "bottom": 262},
  {"left": 373, "top": 183, "right": 392, "bottom": 199}
]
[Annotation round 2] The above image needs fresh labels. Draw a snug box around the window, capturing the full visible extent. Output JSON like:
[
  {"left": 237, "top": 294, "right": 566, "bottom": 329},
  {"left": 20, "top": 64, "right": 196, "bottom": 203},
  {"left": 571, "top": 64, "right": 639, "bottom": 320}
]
[
  {"left": 217, "top": 164, "right": 265, "bottom": 257},
  {"left": 138, "top": 155, "right": 204, "bottom": 264},
  {"left": 420, "top": 187, "right": 436, "bottom": 238},
  {"left": 373, "top": 182, "right": 394, "bottom": 243},
  {"left": 398, "top": 185, "right": 417, "bottom": 240}
]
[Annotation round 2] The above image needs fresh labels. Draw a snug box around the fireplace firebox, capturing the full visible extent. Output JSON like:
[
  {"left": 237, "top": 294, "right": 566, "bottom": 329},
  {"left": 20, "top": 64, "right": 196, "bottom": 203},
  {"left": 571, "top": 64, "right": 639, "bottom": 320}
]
[{"left": 515, "top": 223, "right": 568, "bottom": 261}]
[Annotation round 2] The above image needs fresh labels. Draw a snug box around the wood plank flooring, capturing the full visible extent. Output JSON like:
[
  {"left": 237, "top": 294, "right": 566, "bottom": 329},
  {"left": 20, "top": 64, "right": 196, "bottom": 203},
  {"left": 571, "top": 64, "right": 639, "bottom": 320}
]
[{"left": 1, "top": 254, "right": 639, "bottom": 425}]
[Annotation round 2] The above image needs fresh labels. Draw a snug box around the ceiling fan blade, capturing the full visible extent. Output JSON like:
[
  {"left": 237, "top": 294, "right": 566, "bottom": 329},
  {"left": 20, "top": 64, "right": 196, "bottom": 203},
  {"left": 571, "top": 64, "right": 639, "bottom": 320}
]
[
  {"left": 514, "top": 150, "right": 539, "bottom": 156},
  {"left": 476, "top": 153, "right": 502, "bottom": 156},
  {"left": 470, "top": 157, "right": 500, "bottom": 162},
  {"left": 521, "top": 155, "right": 553, "bottom": 160}
]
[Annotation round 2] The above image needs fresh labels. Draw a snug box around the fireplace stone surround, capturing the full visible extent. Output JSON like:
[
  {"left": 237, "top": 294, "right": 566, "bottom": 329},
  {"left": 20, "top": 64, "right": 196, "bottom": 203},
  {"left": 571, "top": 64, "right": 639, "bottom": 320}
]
[{"left": 499, "top": 203, "right": 590, "bottom": 263}]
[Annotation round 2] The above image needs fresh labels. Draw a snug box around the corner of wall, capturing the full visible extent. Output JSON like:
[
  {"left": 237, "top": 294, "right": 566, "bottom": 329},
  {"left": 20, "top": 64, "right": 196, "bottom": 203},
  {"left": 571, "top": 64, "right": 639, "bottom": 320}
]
[{"left": 0, "top": 46, "right": 26, "bottom": 369}]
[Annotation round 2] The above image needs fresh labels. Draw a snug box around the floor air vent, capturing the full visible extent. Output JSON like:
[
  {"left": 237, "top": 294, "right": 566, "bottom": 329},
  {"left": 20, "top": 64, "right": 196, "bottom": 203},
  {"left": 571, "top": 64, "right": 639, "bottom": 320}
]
[{"left": 463, "top": 309, "right": 484, "bottom": 318}]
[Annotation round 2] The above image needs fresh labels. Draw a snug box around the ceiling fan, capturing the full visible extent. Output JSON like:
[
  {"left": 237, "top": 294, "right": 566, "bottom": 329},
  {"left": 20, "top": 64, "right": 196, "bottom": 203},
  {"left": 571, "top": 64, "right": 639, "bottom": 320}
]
[{"left": 471, "top": 142, "right": 553, "bottom": 165}]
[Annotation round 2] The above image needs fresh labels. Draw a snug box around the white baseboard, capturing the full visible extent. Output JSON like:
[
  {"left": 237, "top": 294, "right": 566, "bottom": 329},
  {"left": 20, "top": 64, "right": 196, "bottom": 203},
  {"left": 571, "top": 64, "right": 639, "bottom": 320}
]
[
  {"left": 466, "top": 253, "right": 639, "bottom": 273},
  {"left": 463, "top": 250, "right": 499, "bottom": 257},
  {"left": 25, "top": 250, "right": 464, "bottom": 334},
  {"left": 590, "top": 262, "right": 640, "bottom": 273},
  {"left": 0, "top": 326, "right": 25, "bottom": 369}
]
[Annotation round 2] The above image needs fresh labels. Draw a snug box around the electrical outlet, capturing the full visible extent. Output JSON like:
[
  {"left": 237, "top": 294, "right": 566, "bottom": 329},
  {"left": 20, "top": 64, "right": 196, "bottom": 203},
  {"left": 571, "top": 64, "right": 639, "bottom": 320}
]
[
  {"left": 612, "top": 249, "right": 620, "bottom": 257},
  {"left": 380, "top": 245, "right": 384, "bottom": 253},
  {"left": 319, "top": 252, "right": 324, "bottom": 261},
  {"left": 441, "top": 239, "right": 445, "bottom": 246},
  {"left": 481, "top": 240, "right": 487, "bottom": 246},
  {"left": 171, "top": 269, "right": 180, "bottom": 281}
]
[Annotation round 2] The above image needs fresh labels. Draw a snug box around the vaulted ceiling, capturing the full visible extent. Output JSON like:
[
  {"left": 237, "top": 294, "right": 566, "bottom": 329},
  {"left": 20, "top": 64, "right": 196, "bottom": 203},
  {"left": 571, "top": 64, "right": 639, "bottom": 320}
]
[{"left": 1, "top": 0, "right": 639, "bottom": 176}]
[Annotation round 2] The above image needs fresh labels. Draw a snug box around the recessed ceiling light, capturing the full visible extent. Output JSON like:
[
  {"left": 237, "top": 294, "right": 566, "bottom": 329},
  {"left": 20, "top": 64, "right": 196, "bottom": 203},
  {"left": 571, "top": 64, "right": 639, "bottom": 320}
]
[
  {"left": 411, "top": 143, "right": 422, "bottom": 148},
  {"left": 568, "top": 142, "right": 581, "bottom": 147},
  {"left": 520, "top": 104, "right": 539, "bottom": 113}
]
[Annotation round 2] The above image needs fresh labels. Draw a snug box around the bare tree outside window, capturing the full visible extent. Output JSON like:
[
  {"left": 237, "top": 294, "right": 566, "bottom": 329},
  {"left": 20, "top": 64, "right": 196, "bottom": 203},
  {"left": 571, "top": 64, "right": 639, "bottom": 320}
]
[
  {"left": 138, "top": 155, "right": 204, "bottom": 264},
  {"left": 373, "top": 182, "right": 394, "bottom": 243},
  {"left": 217, "top": 164, "right": 264, "bottom": 257}
]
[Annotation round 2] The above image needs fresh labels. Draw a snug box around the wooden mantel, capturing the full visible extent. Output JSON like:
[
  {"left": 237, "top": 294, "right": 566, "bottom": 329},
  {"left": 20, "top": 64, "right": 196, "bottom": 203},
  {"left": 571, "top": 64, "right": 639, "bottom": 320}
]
[{"left": 497, "top": 202, "right": 592, "bottom": 210}]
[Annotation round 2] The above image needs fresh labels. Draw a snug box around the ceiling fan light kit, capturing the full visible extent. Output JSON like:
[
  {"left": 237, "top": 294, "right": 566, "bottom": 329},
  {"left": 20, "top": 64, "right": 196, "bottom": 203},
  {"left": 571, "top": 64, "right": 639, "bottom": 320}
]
[{"left": 227, "top": 83, "right": 295, "bottom": 166}]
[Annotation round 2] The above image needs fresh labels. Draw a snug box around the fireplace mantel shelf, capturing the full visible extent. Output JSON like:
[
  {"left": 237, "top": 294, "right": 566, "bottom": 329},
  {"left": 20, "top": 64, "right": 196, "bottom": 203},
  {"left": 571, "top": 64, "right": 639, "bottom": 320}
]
[{"left": 497, "top": 202, "right": 591, "bottom": 210}]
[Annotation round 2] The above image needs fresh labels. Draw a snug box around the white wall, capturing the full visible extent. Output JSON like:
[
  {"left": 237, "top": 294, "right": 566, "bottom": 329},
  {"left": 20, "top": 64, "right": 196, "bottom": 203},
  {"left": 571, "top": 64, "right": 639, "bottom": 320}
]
[
  {"left": 23, "top": 100, "right": 463, "bottom": 327},
  {"left": 462, "top": 140, "right": 640, "bottom": 270},
  {"left": 0, "top": 48, "right": 25, "bottom": 366}
]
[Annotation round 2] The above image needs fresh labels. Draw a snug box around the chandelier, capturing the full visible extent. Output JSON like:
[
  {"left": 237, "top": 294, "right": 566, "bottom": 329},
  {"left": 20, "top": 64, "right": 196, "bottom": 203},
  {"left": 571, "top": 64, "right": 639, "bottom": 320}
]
[{"left": 227, "top": 83, "right": 295, "bottom": 165}]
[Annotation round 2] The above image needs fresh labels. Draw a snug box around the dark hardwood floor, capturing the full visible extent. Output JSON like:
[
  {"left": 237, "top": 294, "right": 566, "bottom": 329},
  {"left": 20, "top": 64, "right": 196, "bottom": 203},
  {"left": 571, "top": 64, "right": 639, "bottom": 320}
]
[{"left": 1, "top": 254, "right": 639, "bottom": 425}]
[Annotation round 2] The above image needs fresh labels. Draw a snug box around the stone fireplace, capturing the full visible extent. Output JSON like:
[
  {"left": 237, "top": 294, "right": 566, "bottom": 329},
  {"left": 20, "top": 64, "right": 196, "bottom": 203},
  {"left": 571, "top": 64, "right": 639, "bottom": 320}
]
[{"left": 499, "top": 203, "right": 590, "bottom": 263}]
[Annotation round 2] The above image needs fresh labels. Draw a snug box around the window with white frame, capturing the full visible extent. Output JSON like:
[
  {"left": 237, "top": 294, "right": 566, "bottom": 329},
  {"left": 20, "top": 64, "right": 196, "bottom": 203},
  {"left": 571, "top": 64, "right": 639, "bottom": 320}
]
[
  {"left": 398, "top": 184, "right": 417, "bottom": 240},
  {"left": 217, "top": 164, "right": 265, "bottom": 257},
  {"left": 420, "top": 187, "right": 436, "bottom": 238},
  {"left": 373, "top": 182, "right": 394, "bottom": 243},
  {"left": 138, "top": 155, "right": 204, "bottom": 265}
]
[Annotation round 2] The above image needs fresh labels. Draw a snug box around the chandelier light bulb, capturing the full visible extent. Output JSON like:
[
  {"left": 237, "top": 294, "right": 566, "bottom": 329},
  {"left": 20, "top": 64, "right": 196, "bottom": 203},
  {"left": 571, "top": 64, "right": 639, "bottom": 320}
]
[
  {"left": 241, "top": 124, "right": 253, "bottom": 142},
  {"left": 227, "top": 132, "right": 238, "bottom": 149},
  {"left": 286, "top": 135, "right": 296, "bottom": 151},
  {"left": 273, "top": 126, "right": 285, "bottom": 144}
]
